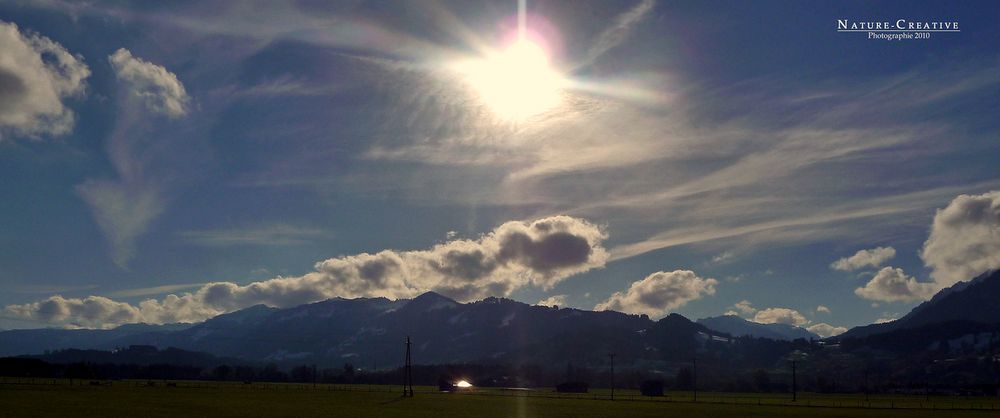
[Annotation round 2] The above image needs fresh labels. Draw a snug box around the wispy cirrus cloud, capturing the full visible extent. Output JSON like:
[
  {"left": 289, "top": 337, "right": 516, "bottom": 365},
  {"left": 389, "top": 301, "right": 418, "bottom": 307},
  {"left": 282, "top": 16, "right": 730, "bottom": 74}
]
[
  {"left": 178, "top": 224, "right": 329, "bottom": 247},
  {"left": 578, "top": 0, "right": 656, "bottom": 69},
  {"left": 19, "top": 0, "right": 450, "bottom": 61},
  {"left": 52, "top": 1, "right": 991, "bottom": 276},
  {"left": 608, "top": 180, "right": 1000, "bottom": 261},
  {"left": 1, "top": 284, "right": 98, "bottom": 294},
  {"left": 377, "top": 53, "right": 1000, "bottom": 266}
]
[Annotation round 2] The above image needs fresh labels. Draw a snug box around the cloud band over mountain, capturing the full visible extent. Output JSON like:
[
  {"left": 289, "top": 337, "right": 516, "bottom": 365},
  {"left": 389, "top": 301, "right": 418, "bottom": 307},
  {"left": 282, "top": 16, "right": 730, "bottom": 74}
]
[{"left": 3, "top": 216, "right": 607, "bottom": 328}]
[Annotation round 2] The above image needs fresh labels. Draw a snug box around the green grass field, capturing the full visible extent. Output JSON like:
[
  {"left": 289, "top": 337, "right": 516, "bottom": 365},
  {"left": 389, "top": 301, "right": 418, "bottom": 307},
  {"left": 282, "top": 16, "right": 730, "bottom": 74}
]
[{"left": 1, "top": 379, "right": 998, "bottom": 417}]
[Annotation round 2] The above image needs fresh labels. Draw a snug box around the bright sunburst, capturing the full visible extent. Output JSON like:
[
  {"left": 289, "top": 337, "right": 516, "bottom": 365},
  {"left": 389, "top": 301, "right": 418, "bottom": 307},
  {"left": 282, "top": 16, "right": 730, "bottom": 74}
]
[{"left": 458, "top": 38, "right": 565, "bottom": 122}]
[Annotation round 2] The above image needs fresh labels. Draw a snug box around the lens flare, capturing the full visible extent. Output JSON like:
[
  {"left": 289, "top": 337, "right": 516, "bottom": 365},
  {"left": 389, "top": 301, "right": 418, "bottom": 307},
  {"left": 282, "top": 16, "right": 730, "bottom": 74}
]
[{"left": 457, "top": 39, "right": 565, "bottom": 122}]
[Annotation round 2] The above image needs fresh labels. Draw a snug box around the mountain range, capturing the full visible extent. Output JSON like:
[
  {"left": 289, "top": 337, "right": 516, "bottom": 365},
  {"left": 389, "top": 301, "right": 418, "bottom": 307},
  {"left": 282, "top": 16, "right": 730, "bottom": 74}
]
[
  {"left": 1, "top": 269, "right": 998, "bottom": 371},
  {"left": 696, "top": 315, "right": 819, "bottom": 341},
  {"left": 0, "top": 292, "right": 725, "bottom": 368}
]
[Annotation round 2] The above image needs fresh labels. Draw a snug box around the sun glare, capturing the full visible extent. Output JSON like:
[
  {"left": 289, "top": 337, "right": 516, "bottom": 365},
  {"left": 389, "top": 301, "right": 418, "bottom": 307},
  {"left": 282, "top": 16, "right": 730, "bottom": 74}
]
[{"left": 459, "top": 39, "right": 565, "bottom": 122}]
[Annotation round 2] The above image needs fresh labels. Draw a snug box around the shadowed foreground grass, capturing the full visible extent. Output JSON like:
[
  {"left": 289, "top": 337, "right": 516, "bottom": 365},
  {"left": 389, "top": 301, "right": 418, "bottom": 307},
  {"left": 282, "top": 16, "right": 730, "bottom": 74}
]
[{"left": 1, "top": 383, "right": 998, "bottom": 417}]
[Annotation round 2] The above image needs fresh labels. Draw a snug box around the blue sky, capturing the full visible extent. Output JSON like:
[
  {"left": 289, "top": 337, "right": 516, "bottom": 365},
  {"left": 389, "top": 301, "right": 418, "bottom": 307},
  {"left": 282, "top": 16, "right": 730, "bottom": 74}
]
[{"left": 1, "top": 1, "right": 999, "bottom": 334}]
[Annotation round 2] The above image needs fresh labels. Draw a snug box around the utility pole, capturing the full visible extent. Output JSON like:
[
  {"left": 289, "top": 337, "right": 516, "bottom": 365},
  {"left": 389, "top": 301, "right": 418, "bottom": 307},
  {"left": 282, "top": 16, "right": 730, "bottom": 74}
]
[
  {"left": 791, "top": 360, "right": 797, "bottom": 402},
  {"left": 402, "top": 336, "right": 414, "bottom": 397},
  {"left": 692, "top": 357, "right": 697, "bottom": 402},
  {"left": 608, "top": 353, "right": 615, "bottom": 401},
  {"left": 312, "top": 364, "right": 317, "bottom": 389}
]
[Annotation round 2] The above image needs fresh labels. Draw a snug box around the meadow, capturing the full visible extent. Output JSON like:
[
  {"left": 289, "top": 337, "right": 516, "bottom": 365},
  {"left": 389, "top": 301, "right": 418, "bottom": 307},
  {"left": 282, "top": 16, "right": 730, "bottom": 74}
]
[{"left": 1, "top": 378, "right": 998, "bottom": 417}]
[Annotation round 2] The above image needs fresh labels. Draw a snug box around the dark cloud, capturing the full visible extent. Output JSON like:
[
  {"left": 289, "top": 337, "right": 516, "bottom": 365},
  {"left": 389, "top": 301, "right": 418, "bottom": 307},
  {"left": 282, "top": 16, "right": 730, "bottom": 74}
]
[
  {"left": 498, "top": 231, "right": 593, "bottom": 273},
  {"left": 429, "top": 249, "right": 497, "bottom": 281}
]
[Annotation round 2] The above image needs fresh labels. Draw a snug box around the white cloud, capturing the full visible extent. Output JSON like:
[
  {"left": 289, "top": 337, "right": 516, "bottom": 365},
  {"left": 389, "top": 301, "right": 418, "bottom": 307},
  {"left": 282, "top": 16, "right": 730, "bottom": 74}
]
[
  {"left": 807, "top": 323, "right": 847, "bottom": 338},
  {"left": 854, "top": 266, "right": 937, "bottom": 302},
  {"left": 595, "top": 270, "right": 717, "bottom": 317},
  {"left": 108, "top": 48, "right": 189, "bottom": 117},
  {"left": 0, "top": 21, "right": 89, "bottom": 139},
  {"left": 742, "top": 305, "right": 844, "bottom": 337},
  {"left": 845, "top": 191, "right": 999, "bottom": 304},
  {"left": 753, "top": 307, "right": 809, "bottom": 326},
  {"left": 921, "top": 190, "right": 1000, "bottom": 286},
  {"left": 537, "top": 294, "right": 568, "bottom": 307},
  {"left": 830, "top": 246, "right": 896, "bottom": 271},
  {"left": 3, "top": 295, "right": 143, "bottom": 329},
  {"left": 4, "top": 216, "right": 608, "bottom": 328},
  {"left": 731, "top": 299, "right": 756, "bottom": 316}
]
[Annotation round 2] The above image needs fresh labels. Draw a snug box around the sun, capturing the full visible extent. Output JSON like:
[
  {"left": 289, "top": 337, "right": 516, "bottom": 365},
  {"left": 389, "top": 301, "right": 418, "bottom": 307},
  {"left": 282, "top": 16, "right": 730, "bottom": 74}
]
[{"left": 458, "top": 39, "right": 565, "bottom": 122}]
